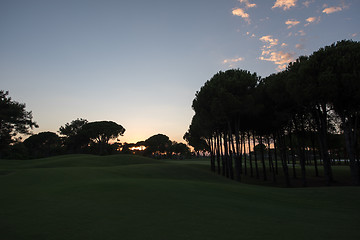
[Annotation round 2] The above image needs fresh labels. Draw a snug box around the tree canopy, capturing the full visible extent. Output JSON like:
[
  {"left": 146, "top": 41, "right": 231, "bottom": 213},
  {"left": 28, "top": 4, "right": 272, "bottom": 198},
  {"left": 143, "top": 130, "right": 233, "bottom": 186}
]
[
  {"left": 0, "top": 90, "right": 38, "bottom": 157},
  {"left": 79, "top": 121, "right": 125, "bottom": 155},
  {"left": 186, "top": 40, "right": 360, "bottom": 186},
  {"left": 23, "top": 131, "right": 61, "bottom": 158}
]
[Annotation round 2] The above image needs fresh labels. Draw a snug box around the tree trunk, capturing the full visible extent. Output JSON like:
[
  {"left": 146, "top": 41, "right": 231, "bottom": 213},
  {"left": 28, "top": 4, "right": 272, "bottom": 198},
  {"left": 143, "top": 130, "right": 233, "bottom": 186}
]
[
  {"left": 248, "top": 131, "right": 253, "bottom": 177},
  {"left": 252, "top": 130, "right": 260, "bottom": 179},
  {"left": 343, "top": 115, "right": 360, "bottom": 185},
  {"left": 209, "top": 137, "right": 216, "bottom": 172},
  {"left": 273, "top": 134, "right": 279, "bottom": 175},
  {"left": 288, "top": 128, "right": 297, "bottom": 179},
  {"left": 315, "top": 104, "right": 333, "bottom": 185},
  {"left": 267, "top": 136, "right": 276, "bottom": 183},
  {"left": 279, "top": 132, "right": 291, "bottom": 187},
  {"left": 228, "top": 122, "right": 238, "bottom": 181},
  {"left": 233, "top": 122, "right": 241, "bottom": 181},
  {"left": 295, "top": 119, "right": 307, "bottom": 187},
  {"left": 243, "top": 134, "right": 247, "bottom": 175},
  {"left": 227, "top": 133, "right": 234, "bottom": 180},
  {"left": 311, "top": 129, "right": 319, "bottom": 177},
  {"left": 259, "top": 135, "right": 267, "bottom": 181},
  {"left": 216, "top": 133, "right": 222, "bottom": 175}
]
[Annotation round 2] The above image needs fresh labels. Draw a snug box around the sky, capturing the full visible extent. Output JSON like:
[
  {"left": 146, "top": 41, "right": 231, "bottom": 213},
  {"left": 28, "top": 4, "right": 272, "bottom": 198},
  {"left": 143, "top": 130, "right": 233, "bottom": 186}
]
[{"left": 1, "top": 0, "right": 359, "bottom": 144}]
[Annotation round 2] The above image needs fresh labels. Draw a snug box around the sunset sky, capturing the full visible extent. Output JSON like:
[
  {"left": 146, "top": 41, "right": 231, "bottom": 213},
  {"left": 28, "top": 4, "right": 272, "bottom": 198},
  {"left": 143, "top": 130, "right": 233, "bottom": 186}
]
[{"left": 1, "top": 0, "right": 359, "bottom": 144}]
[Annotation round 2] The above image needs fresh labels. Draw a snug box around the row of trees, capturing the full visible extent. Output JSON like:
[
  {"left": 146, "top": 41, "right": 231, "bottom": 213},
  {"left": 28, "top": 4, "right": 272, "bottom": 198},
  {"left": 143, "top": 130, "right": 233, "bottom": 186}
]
[
  {"left": 122, "top": 134, "right": 191, "bottom": 158},
  {"left": 0, "top": 94, "right": 190, "bottom": 158},
  {"left": 184, "top": 40, "right": 360, "bottom": 186},
  {"left": 3, "top": 119, "right": 126, "bottom": 158}
]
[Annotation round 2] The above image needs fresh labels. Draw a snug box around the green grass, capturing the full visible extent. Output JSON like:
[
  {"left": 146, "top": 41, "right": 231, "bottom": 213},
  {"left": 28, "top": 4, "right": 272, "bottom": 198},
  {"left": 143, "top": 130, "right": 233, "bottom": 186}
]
[{"left": 1, "top": 154, "right": 359, "bottom": 240}]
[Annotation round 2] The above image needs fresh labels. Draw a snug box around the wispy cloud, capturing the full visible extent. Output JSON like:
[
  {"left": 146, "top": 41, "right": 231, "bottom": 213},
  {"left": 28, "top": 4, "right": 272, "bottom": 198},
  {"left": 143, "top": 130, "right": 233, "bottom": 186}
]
[
  {"left": 259, "top": 51, "right": 295, "bottom": 71},
  {"left": 232, "top": 8, "right": 250, "bottom": 23},
  {"left": 223, "top": 57, "right": 244, "bottom": 64},
  {"left": 223, "top": 57, "right": 244, "bottom": 68},
  {"left": 259, "top": 35, "right": 279, "bottom": 47},
  {"left": 286, "top": 19, "right": 300, "bottom": 29},
  {"left": 303, "top": 0, "right": 314, "bottom": 8},
  {"left": 304, "top": 16, "right": 320, "bottom": 26},
  {"left": 322, "top": 2, "right": 349, "bottom": 14},
  {"left": 259, "top": 35, "right": 294, "bottom": 70},
  {"left": 238, "top": 0, "right": 256, "bottom": 9},
  {"left": 295, "top": 43, "right": 304, "bottom": 49},
  {"left": 306, "top": 16, "right": 319, "bottom": 23},
  {"left": 246, "top": 32, "right": 256, "bottom": 38},
  {"left": 272, "top": 0, "right": 297, "bottom": 10},
  {"left": 298, "top": 30, "right": 306, "bottom": 36},
  {"left": 322, "top": 6, "right": 343, "bottom": 14}
]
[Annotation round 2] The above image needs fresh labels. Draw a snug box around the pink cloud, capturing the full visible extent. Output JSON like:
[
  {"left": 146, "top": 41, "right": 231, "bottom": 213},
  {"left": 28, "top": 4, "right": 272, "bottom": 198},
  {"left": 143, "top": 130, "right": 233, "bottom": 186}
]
[
  {"left": 286, "top": 19, "right": 300, "bottom": 29},
  {"left": 238, "top": 0, "right": 256, "bottom": 8},
  {"left": 303, "top": 0, "right": 314, "bottom": 8},
  {"left": 259, "top": 35, "right": 279, "bottom": 47},
  {"left": 304, "top": 16, "right": 320, "bottom": 26},
  {"left": 223, "top": 57, "right": 244, "bottom": 64},
  {"left": 259, "top": 51, "right": 295, "bottom": 71},
  {"left": 272, "top": 0, "right": 297, "bottom": 10},
  {"left": 232, "top": 8, "right": 250, "bottom": 23},
  {"left": 322, "top": 6, "right": 342, "bottom": 14}
]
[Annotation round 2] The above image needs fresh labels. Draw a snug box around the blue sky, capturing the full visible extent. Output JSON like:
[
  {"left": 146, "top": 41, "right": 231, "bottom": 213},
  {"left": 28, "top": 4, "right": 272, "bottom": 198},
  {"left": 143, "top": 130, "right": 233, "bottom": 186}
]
[{"left": 1, "top": 0, "right": 359, "bottom": 143}]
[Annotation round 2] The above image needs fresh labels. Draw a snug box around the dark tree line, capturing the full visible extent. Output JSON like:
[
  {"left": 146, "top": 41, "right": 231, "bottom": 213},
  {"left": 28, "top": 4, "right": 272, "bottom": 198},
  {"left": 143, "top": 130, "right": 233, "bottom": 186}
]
[
  {"left": 1, "top": 116, "right": 126, "bottom": 158},
  {"left": 0, "top": 90, "right": 38, "bottom": 158},
  {"left": 0, "top": 93, "right": 190, "bottom": 158},
  {"left": 184, "top": 40, "right": 360, "bottom": 186}
]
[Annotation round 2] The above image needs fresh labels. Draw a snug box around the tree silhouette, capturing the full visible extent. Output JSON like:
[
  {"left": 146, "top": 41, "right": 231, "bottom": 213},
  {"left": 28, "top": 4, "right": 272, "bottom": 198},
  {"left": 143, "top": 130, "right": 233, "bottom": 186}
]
[
  {"left": 59, "top": 118, "right": 89, "bottom": 153},
  {"left": 81, "top": 121, "right": 125, "bottom": 155},
  {"left": 144, "top": 134, "right": 171, "bottom": 157},
  {"left": 186, "top": 40, "right": 360, "bottom": 186},
  {"left": 0, "top": 90, "right": 38, "bottom": 157},
  {"left": 23, "top": 131, "right": 61, "bottom": 158}
]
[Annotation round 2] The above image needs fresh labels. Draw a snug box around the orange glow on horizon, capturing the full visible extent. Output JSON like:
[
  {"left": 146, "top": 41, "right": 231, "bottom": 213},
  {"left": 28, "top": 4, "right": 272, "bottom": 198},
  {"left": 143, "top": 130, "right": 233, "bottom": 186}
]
[{"left": 129, "top": 146, "right": 146, "bottom": 151}]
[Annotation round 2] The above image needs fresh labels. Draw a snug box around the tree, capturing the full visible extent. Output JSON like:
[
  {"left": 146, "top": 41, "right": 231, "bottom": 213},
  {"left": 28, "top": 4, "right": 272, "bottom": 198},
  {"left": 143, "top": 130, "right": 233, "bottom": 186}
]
[
  {"left": 59, "top": 118, "right": 89, "bottom": 153},
  {"left": 81, "top": 121, "right": 125, "bottom": 155},
  {"left": 169, "top": 142, "right": 191, "bottom": 158},
  {"left": 144, "top": 134, "right": 171, "bottom": 157},
  {"left": 59, "top": 118, "right": 88, "bottom": 137},
  {"left": 0, "top": 90, "right": 38, "bottom": 157},
  {"left": 309, "top": 40, "right": 360, "bottom": 185},
  {"left": 23, "top": 131, "right": 61, "bottom": 158}
]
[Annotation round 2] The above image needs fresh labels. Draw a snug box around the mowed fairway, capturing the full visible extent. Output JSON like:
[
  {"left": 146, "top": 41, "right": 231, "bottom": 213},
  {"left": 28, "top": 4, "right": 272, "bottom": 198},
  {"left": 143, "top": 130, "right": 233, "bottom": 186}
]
[{"left": 0, "top": 155, "right": 359, "bottom": 240}]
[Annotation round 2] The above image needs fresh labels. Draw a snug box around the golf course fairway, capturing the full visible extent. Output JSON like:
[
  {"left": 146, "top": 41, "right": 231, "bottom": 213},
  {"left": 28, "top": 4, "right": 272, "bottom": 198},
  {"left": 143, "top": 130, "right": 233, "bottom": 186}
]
[{"left": 1, "top": 154, "right": 359, "bottom": 240}]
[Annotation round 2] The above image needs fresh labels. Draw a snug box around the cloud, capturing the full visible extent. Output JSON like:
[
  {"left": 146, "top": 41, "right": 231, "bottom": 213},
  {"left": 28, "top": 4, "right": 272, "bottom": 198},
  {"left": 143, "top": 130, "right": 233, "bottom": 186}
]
[
  {"left": 295, "top": 43, "right": 305, "bottom": 49},
  {"left": 322, "top": 6, "right": 342, "bottom": 14},
  {"left": 259, "top": 35, "right": 294, "bottom": 71},
  {"left": 304, "top": 16, "right": 320, "bottom": 26},
  {"left": 259, "top": 35, "right": 279, "bottom": 47},
  {"left": 223, "top": 57, "right": 244, "bottom": 64},
  {"left": 239, "top": 0, "right": 256, "bottom": 8},
  {"left": 272, "top": 0, "right": 297, "bottom": 10},
  {"left": 259, "top": 51, "right": 295, "bottom": 70},
  {"left": 298, "top": 30, "right": 306, "bottom": 36},
  {"left": 286, "top": 19, "right": 300, "bottom": 29},
  {"left": 246, "top": 32, "right": 256, "bottom": 38},
  {"left": 232, "top": 8, "right": 250, "bottom": 23},
  {"left": 303, "top": 0, "right": 314, "bottom": 8},
  {"left": 306, "top": 17, "right": 316, "bottom": 23}
]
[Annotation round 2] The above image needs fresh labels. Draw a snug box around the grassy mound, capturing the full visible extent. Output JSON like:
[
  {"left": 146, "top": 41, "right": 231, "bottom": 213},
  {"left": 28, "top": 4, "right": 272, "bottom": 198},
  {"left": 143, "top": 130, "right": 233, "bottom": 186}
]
[{"left": 0, "top": 154, "right": 359, "bottom": 240}]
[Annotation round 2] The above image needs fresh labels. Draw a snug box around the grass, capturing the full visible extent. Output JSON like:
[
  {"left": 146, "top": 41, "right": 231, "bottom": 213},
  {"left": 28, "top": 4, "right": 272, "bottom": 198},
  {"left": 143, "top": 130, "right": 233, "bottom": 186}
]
[{"left": 0, "top": 154, "right": 359, "bottom": 240}]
